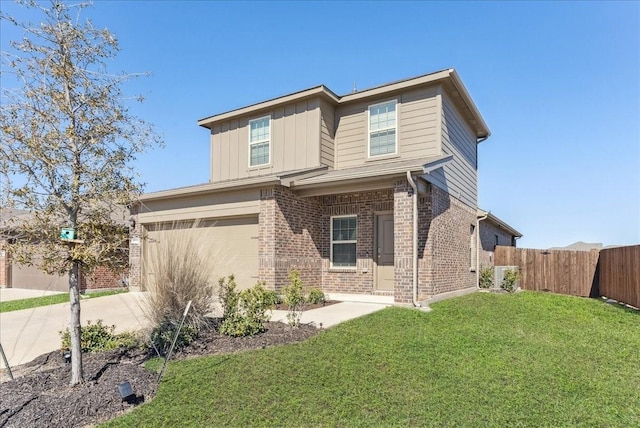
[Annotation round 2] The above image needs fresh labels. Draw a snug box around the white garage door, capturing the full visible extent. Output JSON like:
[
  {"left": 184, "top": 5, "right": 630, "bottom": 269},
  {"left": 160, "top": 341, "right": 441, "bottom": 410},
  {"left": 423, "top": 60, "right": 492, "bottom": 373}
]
[{"left": 143, "top": 217, "right": 259, "bottom": 291}]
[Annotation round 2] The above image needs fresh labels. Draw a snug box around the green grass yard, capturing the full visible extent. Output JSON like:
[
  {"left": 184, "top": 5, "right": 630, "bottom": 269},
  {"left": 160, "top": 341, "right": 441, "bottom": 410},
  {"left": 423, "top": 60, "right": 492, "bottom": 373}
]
[
  {"left": 0, "top": 289, "right": 126, "bottom": 313},
  {"left": 105, "top": 292, "right": 640, "bottom": 427}
]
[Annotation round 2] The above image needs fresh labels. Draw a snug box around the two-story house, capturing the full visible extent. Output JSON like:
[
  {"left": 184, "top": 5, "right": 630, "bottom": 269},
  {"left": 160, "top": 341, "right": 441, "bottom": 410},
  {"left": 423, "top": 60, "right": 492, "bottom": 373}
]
[{"left": 129, "top": 69, "right": 520, "bottom": 305}]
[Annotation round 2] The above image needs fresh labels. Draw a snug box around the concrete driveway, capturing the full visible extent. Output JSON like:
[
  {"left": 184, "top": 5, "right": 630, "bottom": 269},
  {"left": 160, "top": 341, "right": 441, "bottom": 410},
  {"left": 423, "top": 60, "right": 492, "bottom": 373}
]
[
  {"left": 1, "top": 291, "right": 149, "bottom": 369},
  {"left": 1, "top": 289, "right": 389, "bottom": 372}
]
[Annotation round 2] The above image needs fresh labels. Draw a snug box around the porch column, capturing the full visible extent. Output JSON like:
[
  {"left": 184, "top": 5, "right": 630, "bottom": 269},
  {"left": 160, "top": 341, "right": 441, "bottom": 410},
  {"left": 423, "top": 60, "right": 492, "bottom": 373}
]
[{"left": 393, "top": 179, "right": 414, "bottom": 304}]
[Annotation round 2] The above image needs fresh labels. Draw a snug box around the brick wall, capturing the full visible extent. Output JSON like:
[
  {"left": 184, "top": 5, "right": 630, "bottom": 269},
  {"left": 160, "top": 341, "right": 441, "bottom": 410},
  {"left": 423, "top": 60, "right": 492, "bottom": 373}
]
[
  {"left": 259, "top": 186, "right": 322, "bottom": 291},
  {"left": 393, "top": 180, "right": 414, "bottom": 303},
  {"left": 258, "top": 188, "right": 277, "bottom": 288},
  {"left": 0, "top": 240, "right": 8, "bottom": 287},
  {"left": 81, "top": 266, "right": 127, "bottom": 291},
  {"left": 320, "top": 189, "right": 394, "bottom": 295},
  {"left": 422, "top": 185, "right": 476, "bottom": 296},
  {"left": 260, "top": 183, "right": 477, "bottom": 302},
  {"left": 128, "top": 203, "right": 142, "bottom": 289},
  {"left": 0, "top": 246, "right": 9, "bottom": 288},
  {"left": 417, "top": 190, "right": 433, "bottom": 301}
]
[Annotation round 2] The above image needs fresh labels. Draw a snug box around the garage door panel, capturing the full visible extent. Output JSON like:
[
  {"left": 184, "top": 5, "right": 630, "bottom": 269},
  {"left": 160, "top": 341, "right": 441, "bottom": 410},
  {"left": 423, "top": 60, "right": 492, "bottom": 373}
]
[
  {"left": 143, "top": 216, "right": 259, "bottom": 291},
  {"left": 11, "top": 262, "right": 69, "bottom": 292}
]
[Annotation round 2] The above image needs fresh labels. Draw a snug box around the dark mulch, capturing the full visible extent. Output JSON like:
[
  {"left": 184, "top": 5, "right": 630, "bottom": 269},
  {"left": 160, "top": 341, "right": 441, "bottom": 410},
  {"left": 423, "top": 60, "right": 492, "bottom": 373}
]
[{"left": 0, "top": 320, "right": 318, "bottom": 428}]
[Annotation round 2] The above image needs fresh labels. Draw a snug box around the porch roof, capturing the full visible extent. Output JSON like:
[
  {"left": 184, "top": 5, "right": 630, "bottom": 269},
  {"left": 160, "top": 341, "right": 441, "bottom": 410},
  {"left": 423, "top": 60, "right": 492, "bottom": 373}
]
[
  {"left": 139, "top": 156, "right": 453, "bottom": 202},
  {"left": 291, "top": 155, "right": 452, "bottom": 188},
  {"left": 138, "top": 165, "right": 329, "bottom": 202}
]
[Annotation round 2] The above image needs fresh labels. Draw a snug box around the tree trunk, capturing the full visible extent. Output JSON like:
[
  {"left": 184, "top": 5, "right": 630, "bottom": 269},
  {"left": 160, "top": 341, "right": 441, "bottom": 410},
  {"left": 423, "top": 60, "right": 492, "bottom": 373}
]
[{"left": 69, "top": 261, "right": 83, "bottom": 385}]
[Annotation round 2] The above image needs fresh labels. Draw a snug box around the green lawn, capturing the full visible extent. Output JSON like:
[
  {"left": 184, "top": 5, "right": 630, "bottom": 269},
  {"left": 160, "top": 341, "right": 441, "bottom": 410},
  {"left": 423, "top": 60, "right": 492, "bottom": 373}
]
[
  {"left": 104, "top": 292, "right": 640, "bottom": 427},
  {"left": 0, "top": 289, "right": 126, "bottom": 313}
]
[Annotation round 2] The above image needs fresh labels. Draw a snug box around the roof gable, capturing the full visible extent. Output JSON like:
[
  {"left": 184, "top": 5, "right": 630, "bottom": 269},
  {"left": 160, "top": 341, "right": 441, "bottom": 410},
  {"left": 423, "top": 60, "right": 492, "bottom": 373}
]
[{"left": 198, "top": 69, "right": 490, "bottom": 138}]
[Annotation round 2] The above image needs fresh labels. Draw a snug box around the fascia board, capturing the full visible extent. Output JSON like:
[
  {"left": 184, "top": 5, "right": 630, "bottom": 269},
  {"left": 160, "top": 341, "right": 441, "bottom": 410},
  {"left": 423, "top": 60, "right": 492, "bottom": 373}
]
[
  {"left": 198, "top": 86, "right": 339, "bottom": 128},
  {"left": 139, "top": 177, "right": 280, "bottom": 202}
]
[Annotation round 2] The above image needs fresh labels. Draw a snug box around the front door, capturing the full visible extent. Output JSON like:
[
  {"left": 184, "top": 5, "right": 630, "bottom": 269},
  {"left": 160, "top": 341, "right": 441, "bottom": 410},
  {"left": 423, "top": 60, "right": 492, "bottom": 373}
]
[{"left": 375, "top": 214, "right": 394, "bottom": 291}]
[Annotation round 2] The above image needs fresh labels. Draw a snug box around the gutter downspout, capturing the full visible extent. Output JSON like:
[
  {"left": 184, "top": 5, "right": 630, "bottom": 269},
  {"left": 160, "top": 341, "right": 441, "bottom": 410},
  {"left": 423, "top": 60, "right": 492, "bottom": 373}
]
[
  {"left": 406, "top": 171, "right": 420, "bottom": 307},
  {"left": 476, "top": 211, "right": 489, "bottom": 288}
]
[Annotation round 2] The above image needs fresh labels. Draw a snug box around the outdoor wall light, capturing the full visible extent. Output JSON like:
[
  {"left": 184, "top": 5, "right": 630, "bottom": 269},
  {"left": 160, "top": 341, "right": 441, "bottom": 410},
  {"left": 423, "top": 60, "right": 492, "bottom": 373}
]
[
  {"left": 117, "top": 381, "right": 136, "bottom": 403},
  {"left": 128, "top": 217, "right": 136, "bottom": 229},
  {"left": 63, "top": 350, "right": 71, "bottom": 364}
]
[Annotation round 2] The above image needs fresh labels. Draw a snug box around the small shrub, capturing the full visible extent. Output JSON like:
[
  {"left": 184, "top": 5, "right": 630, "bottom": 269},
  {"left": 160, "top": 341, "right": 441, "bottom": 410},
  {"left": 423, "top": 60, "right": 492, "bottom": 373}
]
[
  {"left": 219, "top": 275, "right": 240, "bottom": 319},
  {"left": 219, "top": 281, "right": 271, "bottom": 337},
  {"left": 263, "top": 289, "right": 281, "bottom": 307},
  {"left": 306, "top": 288, "right": 326, "bottom": 305},
  {"left": 283, "top": 270, "right": 306, "bottom": 327},
  {"left": 479, "top": 267, "right": 494, "bottom": 289},
  {"left": 501, "top": 269, "right": 521, "bottom": 293},
  {"left": 60, "top": 319, "right": 137, "bottom": 353},
  {"left": 149, "top": 318, "right": 198, "bottom": 356}
]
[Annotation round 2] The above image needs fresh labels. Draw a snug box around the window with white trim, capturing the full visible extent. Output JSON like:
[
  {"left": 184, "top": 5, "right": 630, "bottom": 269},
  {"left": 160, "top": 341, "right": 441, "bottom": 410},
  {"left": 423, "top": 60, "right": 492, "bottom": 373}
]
[
  {"left": 249, "top": 116, "right": 270, "bottom": 167},
  {"left": 368, "top": 100, "right": 397, "bottom": 157},
  {"left": 331, "top": 215, "right": 357, "bottom": 268}
]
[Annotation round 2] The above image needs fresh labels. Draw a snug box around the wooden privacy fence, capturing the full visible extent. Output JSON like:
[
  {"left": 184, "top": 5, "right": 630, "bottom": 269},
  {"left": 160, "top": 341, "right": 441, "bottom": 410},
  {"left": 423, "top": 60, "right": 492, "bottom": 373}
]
[
  {"left": 494, "top": 245, "right": 640, "bottom": 308},
  {"left": 599, "top": 245, "right": 640, "bottom": 309},
  {"left": 494, "top": 246, "right": 600, "bottom": 297}
]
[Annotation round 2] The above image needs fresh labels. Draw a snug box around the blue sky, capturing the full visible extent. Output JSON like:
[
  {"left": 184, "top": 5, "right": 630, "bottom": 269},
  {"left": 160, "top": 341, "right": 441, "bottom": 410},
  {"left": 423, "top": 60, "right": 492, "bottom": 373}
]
[{"left": 1, "top": 1, "right": 638, "bottom": 249}]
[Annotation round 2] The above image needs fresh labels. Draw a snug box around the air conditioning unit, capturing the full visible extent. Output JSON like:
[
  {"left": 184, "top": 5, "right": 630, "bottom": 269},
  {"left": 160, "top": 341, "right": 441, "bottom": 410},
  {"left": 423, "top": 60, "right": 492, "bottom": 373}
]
[{"left": 494, "top": 266, "right": 519, "bottom": 289}]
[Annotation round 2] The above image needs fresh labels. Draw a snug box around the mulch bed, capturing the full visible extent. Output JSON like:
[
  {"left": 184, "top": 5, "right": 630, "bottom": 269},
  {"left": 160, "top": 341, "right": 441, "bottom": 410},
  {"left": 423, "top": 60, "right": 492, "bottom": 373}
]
[{"left": 0, "top": 320, "right": 319, "bottom": 428}]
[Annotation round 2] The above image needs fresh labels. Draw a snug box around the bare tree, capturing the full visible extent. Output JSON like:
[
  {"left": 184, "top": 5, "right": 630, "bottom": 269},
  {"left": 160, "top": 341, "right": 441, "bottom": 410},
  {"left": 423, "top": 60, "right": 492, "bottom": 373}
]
[{"left": 0, "top": 0, "right": 162, "bottom": 384}]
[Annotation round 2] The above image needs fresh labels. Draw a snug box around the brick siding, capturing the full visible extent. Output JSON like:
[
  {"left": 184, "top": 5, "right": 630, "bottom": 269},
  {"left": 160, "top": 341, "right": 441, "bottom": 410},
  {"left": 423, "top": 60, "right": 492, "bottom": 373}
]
[
  {"left": 128, "top": 204, "right": 142, "bottom": 289},
  {"left": 393, "top": 180, "right": 414, "bottom": 303},
  {"left": 421, "top": 185, "right": 476, "bottom": 297},
  {"left": 0, "top": 240, "right": 8, "bottom": 287},
  {"left": 80, "top": 266, "right": 127, "bottom": 291},
  {"left": 259, "top": 186, "right": 322, "bottom": 291},
  {"left": 320, "top": 189, "right": 394, "bottom": 295}
]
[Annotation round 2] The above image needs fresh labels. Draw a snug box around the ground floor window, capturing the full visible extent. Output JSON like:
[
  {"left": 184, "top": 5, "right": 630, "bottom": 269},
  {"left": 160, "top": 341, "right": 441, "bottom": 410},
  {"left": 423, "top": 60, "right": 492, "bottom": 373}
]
[{"left": 331, "top": 215, "right": 357, "bottom": 268}]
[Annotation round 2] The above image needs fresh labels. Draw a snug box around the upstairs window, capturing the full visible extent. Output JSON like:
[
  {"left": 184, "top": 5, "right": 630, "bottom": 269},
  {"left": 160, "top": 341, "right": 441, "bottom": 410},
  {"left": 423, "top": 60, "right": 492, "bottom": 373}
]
[
  {"left": 368, "top": 100, "right": 397, "bottom": 157},
  {"left": 331, "top": 216, "right": 357, "bottom": 268},
  {"left": 249, "top": 116, "right": 270, "bottom": 167}
]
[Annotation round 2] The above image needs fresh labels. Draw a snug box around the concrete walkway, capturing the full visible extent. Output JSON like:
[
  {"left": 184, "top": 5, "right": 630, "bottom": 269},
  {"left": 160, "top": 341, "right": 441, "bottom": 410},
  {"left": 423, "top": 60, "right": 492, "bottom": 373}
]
[
  {"left": 1, "top": 289, "right": 389, "bottom": 371},
  {"left": 269, "top": 302, "right": 389, "bottom": 329}
]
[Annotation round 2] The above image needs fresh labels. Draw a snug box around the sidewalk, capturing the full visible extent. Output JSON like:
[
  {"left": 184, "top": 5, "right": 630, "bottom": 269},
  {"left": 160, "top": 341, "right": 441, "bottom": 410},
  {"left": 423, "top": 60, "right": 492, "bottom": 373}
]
[
  {"left": 0, "top": 288, "right": 64, "bottom": 302},
  {"left": 1, "top": 290, "right": 389, "bottom": 370}
]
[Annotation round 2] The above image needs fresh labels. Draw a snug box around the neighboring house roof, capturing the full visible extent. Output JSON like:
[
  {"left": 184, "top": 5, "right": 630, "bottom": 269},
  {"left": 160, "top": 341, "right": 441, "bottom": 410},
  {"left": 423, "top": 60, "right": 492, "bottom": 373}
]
[
  {"left": 548, "top": 241, "right": 603, "bottom": 251},
  {"left": 0, "top": 208, "right": 31, "bottom": 230},
  {"left": 0, "top": 206, "right": 128, "bottom": 228},
  {"left": 477, "top": 209, "right": 522, "bottom": 238},
  {"left": 198, "top": 68, "right": 490, "bottom": 139}
]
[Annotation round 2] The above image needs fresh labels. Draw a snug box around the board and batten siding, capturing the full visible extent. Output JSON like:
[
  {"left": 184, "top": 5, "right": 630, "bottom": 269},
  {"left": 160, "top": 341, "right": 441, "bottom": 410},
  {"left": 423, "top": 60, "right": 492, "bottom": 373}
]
[
  {"left": 319, "top": 98, "right": 335, "bottom": 169},
  {"left": 209, "top": 99, "right": 322, "bottom": 183},
  {"left": 426, "top": 91, "right": 478, "bottom": 208},
  {"left": 138, "top": 189, "right": 261, "bottom": 224},
  {"left": 334, "top": 86, "right": 440, "bottom": 170}
]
